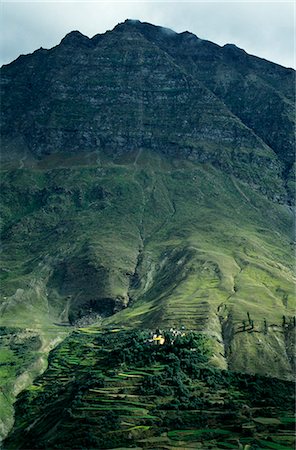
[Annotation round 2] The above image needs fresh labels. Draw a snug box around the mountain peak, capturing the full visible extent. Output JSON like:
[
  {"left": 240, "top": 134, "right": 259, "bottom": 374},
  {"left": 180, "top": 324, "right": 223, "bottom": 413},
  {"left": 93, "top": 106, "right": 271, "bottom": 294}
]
[
  {"left": 60, "top": 30, "right": 90, "bottom": 46},
  {"left": 113, "top": 18, "right": 144, "bottom": 31},
  {"left": 125, "top": 18, "right": 141, "bottom": 25},
  {"left": 113, "top": 19, "right": 177, "bottom": 38}
]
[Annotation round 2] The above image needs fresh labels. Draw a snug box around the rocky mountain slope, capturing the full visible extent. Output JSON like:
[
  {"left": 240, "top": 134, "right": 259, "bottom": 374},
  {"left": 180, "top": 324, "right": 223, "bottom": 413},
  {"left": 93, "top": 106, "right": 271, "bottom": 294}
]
[{"left": 0, "top": 19, "right": 295, "bottom": 442}]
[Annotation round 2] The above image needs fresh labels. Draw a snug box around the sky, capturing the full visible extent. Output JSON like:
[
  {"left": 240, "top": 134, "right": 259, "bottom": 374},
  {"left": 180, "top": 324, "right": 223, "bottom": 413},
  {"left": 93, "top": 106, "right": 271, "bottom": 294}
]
[{"left": 1, "top": 1, "right": 295, "bottom": 69}]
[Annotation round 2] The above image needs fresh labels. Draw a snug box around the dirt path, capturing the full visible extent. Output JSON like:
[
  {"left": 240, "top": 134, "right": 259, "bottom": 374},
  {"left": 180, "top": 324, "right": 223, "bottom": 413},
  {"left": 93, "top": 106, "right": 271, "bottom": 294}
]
[
  {"left": 18, "top": 152, "right": 28, "bottom": 169},
  {"left": 231, "top": 176, "right": 256, "bottom": 208},
  {"left": 133, "top": 148, "right": 143, "bottom": 167}
]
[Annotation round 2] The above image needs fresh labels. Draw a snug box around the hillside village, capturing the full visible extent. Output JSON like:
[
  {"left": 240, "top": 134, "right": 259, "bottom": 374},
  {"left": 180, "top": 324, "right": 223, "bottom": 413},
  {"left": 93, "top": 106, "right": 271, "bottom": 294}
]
[{"left": 147, "top": 327, "right": 187, "bottom": 346}]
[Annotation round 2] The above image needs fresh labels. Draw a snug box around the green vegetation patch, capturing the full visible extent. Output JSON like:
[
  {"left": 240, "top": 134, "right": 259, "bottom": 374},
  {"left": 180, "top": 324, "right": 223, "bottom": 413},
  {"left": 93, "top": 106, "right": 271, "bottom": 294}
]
[
  {"left": 4, "top": 330, "right": 295, "bottom": 449},
  {"left": 279, "top": 416, "right": 296, "bottom": 424},
  {"left": 168, "top": 428, "right": 231, "bottom": 440},
  {"left": 257, "top": 440, "right": 294, "bottom": 450}
]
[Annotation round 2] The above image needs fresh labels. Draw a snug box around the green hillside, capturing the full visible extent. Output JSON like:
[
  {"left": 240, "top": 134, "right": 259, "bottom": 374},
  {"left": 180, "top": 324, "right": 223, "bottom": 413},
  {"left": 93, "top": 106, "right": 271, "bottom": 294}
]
[
  {"left": 1, "top": 153, "right": 294, "bottom": 371},
  {"left": 1, "top": 154, "right": 295, "bottom": 441}
]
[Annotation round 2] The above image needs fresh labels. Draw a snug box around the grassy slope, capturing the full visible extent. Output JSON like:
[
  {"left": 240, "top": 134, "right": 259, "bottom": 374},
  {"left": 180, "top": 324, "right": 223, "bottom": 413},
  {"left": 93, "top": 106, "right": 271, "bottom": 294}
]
[
  {"left": 0, "top": 152, "right": 295, "bottom": 441},
  {"left": 103, "top": 152, "right": 294, "bottom": 378},
  {"left": 0, "top": 151, "right": 294, "bottom": 359}
]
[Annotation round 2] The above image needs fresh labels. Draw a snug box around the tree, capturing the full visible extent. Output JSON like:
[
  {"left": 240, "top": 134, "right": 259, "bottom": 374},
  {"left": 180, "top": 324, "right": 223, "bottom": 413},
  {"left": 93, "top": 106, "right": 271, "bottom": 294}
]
[{"left": 247, "top": 312, "right": 251, "bottom": 325}]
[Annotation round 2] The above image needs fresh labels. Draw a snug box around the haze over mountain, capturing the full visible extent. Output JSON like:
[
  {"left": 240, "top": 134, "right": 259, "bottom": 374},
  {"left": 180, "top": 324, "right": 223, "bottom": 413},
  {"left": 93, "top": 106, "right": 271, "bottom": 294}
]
[{"left": 0, "top": 20, "right": 295, "bottom": 444}]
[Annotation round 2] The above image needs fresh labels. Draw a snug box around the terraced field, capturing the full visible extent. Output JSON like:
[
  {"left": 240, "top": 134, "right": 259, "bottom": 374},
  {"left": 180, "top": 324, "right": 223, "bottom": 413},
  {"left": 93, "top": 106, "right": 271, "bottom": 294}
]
[{"left": 5, "top": 329, "right": 295, "bottom": 449}]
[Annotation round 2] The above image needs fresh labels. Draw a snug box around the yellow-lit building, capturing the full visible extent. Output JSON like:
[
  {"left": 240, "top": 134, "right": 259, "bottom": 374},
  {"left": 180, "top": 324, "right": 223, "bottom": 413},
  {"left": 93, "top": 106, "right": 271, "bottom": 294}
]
[{"left": 152, "top": 334, "right": 165, "bottom": 345}]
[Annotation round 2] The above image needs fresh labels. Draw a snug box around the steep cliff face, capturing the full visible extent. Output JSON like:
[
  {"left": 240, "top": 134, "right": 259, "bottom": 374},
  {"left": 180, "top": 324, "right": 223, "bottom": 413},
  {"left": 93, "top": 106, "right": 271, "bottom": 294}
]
[
  {"left": 1, "top": 20, "right": 294, "bottom": 200},
  {"left": 0, "top": 19, "right": 295, "bottom": 386},
  {"left": 114, "top": 20, "right": 295, "bottom": 174}
]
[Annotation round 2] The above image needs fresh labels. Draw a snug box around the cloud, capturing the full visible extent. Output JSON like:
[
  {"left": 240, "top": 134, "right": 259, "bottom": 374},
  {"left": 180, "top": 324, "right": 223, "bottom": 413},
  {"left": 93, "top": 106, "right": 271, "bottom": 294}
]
[{"left": 1, "top": 1, "right": 294, "bottom": 68}]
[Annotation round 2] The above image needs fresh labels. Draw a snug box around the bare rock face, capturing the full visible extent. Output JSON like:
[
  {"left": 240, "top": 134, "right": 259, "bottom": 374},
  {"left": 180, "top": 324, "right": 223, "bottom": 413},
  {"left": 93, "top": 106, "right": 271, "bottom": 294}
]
[{"left": 1, "top": 20, "right": 294, "bottom": 200}]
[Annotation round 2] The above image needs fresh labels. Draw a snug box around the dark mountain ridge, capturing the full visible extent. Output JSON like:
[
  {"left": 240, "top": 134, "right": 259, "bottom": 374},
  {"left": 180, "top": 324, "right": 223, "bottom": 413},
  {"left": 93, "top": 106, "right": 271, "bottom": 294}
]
[{"left": 1, "top": 20, "right": 294, "bottom": 201}]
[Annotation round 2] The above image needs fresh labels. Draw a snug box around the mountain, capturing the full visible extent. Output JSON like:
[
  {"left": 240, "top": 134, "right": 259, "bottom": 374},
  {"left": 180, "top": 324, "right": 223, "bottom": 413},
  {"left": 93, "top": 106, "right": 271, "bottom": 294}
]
[{"left": 0, "top": 19, "right": 295, "bottom": 442}]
